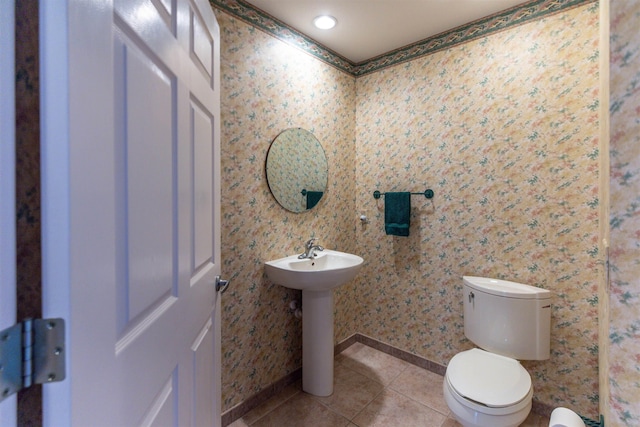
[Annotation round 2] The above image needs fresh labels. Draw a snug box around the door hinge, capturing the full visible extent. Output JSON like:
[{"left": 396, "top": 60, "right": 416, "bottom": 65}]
[{"left": 0, "top": 318, "right": 65, "bottom": 402}]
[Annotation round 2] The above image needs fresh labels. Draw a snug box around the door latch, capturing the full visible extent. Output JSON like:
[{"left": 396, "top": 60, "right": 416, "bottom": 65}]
[
  {"left": 0, "top": 318, "right": 65, "bottom": 402},
  {"left": 215, "top": 276, "right": 230, "bottom": 293}
]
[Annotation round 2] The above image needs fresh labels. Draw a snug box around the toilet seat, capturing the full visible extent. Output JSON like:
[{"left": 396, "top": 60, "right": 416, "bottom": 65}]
[{"left": 446, "top": 348, "right": 532, "bottom": 408}]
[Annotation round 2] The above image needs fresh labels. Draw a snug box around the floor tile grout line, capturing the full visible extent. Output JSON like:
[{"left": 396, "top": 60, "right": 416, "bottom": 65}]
[
  {"left": 388, "top": 384, "right": 452, "bottom": 419},
  {"left": 308, "top": 392, "right": 354, "bottom": 425},
  {"left": 337, "top": 350, "right": 444, "bottom": 426},
  {"left": 339, "top": 346, "right": 413, "bottom": 387},
  {"left": 350, "top": 383, "right": 387, "bottom": 425},
  {"left": 310, "top": 352, "right": 409, "bottom": 426},
  {"left": 337, "top": 353, "right": 409, "bottom": 388},
  {"left": 245, "top": 388, "right": 302, "bottom": 426},
  {"left": 310, "top": 354, "right": 383, "bottom": 424},
  {"left": 341, "top": 346, "right": 454, "bottom": 425}
]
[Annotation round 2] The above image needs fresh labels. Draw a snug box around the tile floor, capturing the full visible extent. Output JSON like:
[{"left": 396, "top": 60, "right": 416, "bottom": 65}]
[{"left": 228, "top": 342, "right": 550, "bottom": 427}]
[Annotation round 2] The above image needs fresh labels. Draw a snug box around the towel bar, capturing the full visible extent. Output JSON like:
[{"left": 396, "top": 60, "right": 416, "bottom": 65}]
[{"left": 373, "top": 189, "right": 434, "bottom": 199}]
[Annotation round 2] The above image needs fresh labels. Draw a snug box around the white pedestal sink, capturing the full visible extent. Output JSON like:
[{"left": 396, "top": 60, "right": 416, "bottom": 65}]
[{"left": 264, "top": 249, "right": 364, "bottom": 396}]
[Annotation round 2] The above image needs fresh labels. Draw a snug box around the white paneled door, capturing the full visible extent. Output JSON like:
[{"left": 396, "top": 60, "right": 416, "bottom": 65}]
[{"left": 40, "top": 0, "right": 222, "bottom": 425}]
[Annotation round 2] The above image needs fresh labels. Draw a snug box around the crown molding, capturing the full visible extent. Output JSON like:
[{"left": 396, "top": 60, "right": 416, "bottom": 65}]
[{"left": 210, "top": 0, "right": 597, "bottom": 77}]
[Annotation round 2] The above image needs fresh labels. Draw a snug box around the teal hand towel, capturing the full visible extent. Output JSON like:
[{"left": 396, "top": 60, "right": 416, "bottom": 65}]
[
  {"left": 384, "top": 192, "right": 411, "bottom": 236},
  {"left": 306, "top": 191, "right": 323, "bottom": 209}
]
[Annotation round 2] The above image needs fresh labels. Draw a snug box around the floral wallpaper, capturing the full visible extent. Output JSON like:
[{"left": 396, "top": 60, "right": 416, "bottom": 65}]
[
  {"left": 608, "top": 0, "right": 640, "bottom": 425},
  {"left": 217, "top": 3, "right": 602, "bottom": 419},
  {"left": 352, "top": 4, "right": 600, "bottom": 419},
  {"left": 217, "top": 11, "right": 357, "bottom": 411}
]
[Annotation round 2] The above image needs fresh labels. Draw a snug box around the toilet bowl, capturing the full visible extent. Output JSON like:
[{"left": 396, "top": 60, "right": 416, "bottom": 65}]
[
  {"left": 443, "top": 348, "right": 533, "bottom": 427},
  {"left": 443, "top": 276, "right": 552, "bottom": 427}
]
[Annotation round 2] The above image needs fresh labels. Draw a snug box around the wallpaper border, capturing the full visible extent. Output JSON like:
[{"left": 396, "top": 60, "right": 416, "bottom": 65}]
[{"left": 209, "top": 0, "right": 596, "bottom": 76}]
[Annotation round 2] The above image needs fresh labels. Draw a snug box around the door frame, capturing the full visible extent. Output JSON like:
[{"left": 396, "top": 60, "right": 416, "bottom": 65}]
[{"left": 0, "top": 0, "right": 17, "bottom": 424}]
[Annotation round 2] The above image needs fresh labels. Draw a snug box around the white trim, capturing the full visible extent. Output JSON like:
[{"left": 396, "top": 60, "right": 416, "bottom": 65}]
[
  {"left": 0, "top": 0, "right": 17, "bottom": 424},
  {"left": 40, "top": 1, "right": 72, "bottom": 425}
]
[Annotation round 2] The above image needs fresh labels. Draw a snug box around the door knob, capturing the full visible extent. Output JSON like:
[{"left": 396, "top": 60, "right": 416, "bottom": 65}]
[{"left": 215, "top": 276, "right": 230, "bottom": 293}]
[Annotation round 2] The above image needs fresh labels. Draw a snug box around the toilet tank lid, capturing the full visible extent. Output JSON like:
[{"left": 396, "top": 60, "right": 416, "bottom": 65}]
[{"left": 463, "top": 276, "right": 551, "bottom": 300}]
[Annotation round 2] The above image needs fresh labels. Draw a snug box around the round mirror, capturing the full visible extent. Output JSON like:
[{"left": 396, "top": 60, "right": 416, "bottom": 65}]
[{"left": 265, "top": 128, "right": 328, "bottom": 213}]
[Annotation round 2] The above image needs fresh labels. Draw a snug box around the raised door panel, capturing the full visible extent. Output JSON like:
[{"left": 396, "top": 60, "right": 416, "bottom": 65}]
[
  {"left": 192, "top": 99, "right": 214, "bottom": 272},
  {"left": 192, "top": 319, "right": 215, "bottom": 427},
  {"left": 114, "top": 32, "right": 178, "bottom": 327},
  {"left": 190, "top": 7, "right": 214, "bottom": 86},
  {"left": 138, "top": 373, "right": 177, "bottom": 427}
]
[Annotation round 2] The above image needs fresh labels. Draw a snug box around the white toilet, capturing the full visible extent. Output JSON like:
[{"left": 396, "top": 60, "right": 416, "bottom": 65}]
[{"left": 443, "top": 276, "right": 552, "bottom": 427}]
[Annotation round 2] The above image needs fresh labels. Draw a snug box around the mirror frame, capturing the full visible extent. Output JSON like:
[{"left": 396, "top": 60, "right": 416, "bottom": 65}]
[{"left": 265, "top": 128, "right": 328, "bottom": 213}]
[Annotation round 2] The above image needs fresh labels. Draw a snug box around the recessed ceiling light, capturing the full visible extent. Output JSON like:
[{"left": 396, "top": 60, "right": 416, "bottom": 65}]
[{"left": 313, "top": 15, "right": 337, "bottom": 30}]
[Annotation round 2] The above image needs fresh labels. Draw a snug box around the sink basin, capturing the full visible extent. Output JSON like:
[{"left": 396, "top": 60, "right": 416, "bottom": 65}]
[{"left": 264, "top": 249, "right": 364, "bottom": 291}]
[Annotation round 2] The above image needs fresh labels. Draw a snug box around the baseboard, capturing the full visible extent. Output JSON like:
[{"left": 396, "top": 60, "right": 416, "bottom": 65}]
[
  {"left": 352, "top": 333, "right": 447, "bottom": 376},
  {"left": 221, "top": 367, "right": 302, "bottom": 427},
  {"left": 221, "top": 332, "right": 556, "bottom": 425}
]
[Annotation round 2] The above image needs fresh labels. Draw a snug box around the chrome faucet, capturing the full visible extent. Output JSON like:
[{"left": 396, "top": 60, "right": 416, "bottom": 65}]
[{"left": 299, "top": 238, "right": 324, "bottom": 259}]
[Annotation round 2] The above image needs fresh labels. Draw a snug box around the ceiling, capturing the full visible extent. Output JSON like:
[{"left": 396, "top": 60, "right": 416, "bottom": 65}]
[{"left": 243, "top": 0, "right": 533, "bottom": 63}]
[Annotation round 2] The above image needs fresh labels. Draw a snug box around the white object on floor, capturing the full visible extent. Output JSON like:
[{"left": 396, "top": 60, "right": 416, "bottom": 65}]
[{"left": 549, "top": 407, "right": 586, "bottom": 427}]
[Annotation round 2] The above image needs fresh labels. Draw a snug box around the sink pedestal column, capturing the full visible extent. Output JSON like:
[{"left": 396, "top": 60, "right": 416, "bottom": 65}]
[{"left": 301, "top": 289, "right": 334, "bottom": 396}]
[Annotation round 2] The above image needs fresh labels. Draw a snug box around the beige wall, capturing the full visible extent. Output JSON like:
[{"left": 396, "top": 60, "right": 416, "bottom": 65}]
[
  {"left": 598, "top": 0, "right": 610, "bottom": 423},
  {"left": 353, "top": 4, "right": 600, "bottom": 418},
  {"left": 608, "top": 0, "right": 640, "bottom": 425},
  {"left": 218, "top": 3, "right": 602, "bottom": 419},
  {"left": 217, "top": 12, "right": 357, "bottom": 410}
]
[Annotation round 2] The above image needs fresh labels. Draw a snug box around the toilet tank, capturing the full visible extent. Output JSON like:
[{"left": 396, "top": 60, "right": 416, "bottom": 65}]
[{"left": 463, "top": 276, "right": 551, "bottom": 360}]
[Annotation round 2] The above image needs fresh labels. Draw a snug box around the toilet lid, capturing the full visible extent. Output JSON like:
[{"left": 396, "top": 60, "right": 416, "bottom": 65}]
[{"left": 447, "top": 348, "right": 531, "bottom": 408}]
